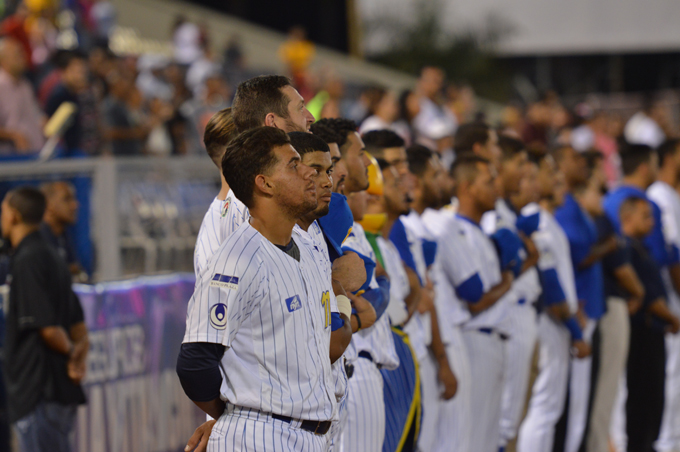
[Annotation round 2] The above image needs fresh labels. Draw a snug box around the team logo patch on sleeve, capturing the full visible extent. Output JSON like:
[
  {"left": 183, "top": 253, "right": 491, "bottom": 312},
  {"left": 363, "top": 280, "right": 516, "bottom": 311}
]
[
  {"left": 210, "top": 274, "right": 239, "bottom": 290},
  {"left": 285, "top": 295, "right": 302, "bottom": 312},
  {"left": 220, "top": 198, "right": 231, "bottom": 217},
  {"left": 210, "top": 303, "right": 228, "bottom": 329}
]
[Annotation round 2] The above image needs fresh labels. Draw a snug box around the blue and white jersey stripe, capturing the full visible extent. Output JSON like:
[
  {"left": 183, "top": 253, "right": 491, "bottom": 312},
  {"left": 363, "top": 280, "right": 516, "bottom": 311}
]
[
  {"left": 184, "top": 222, "right": 336, "bottom": 421},
  {"left": 343, "top": 222, "right": 399, "bottom": 370},
  {"left": 457, "top": 215, "right": 515, "bottom": 332}
]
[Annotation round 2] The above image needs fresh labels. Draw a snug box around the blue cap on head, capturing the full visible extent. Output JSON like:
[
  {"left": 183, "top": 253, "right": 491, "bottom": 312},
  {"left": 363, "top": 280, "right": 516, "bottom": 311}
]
[{"left": 319, "top": 192, "right": 354, "bottom": 262}]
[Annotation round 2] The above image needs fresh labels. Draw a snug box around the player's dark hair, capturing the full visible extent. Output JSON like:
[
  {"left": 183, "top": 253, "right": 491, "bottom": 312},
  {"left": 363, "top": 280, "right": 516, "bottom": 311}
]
[
  {"left": 287, "top": 132, "right": 329, "bottom": 156},
  {"left": 450, "top": 154, "right": 490, "bottom": 186},
  {"left": 204, "top": 108, "right": 238, "bottom": 168},
  {"left": 310, "top": 121, "right": 345, "bottom": 147},
  {"left": 6, "top": 186, "right": 46, "bottom": 225},
  {"left": 527, "top": 149, "right": 548, "bottom": 166},
  {"left": 498, "top": 135, "right": 526, "bottom": 161},
  {"left": 222, "top": 127, "right": 291, "bottom": 208},
  {"left": 619, "top": 143, "right": 655, "bottom": 176},
  {"left": 362, "top": 130, "right": 405, "bottom": 158},
  {"left": 315, "top": 118, "right": 357, "bottom": 154},
  {"left": 232, "top": 75, "right": 292, "bottom": 133},
  {"left": 454, "top": 122, "right": 491, "bottom": 154},
  {"left": 406, "top": 144, "right": 434, "bottom": 177},
  {"left": 619, "top": 196, "right": 648, "bottom": 218},
  {"left": 376, "top": 157, "right": 391, "bottom": 171},
  {"left": 657, "top": 139, "right": 680, "bottom": 166}
]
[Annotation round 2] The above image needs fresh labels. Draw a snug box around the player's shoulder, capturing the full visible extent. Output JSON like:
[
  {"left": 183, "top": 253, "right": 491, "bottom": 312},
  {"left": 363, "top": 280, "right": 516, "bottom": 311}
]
[{"left": 210, "top": 223, "right": 265, "bottom": 269}]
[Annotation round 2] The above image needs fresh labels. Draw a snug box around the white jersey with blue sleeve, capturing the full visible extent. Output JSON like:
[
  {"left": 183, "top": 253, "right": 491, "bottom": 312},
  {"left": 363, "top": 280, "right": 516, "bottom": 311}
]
[
  {"left": 183, "top": 222, "right": 336, "bottom": 421},
  {"left": 377, "top": 235, "right": 411, "bottom": 327},
  {"left": 193, "top": 189, "right": 250, "bottom": 278},
  {"left": 342, "top": 222, "right": 399, "bottom": 369},
  {"left": 457, "top": 215, "right": 515, "bottom": 332}
]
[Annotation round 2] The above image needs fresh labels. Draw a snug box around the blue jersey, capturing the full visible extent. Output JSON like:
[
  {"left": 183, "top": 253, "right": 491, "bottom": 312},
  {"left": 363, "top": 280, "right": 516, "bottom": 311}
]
[{"left": 554, "top": 193, "right": 605, "bottom": 320}]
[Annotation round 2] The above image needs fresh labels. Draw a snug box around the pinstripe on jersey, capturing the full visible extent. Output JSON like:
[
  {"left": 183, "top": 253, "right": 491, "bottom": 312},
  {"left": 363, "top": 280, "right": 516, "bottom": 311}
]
[
  {"left": 378, "top": 236, "right": 411, "bottom": 327},
  {"left": 194, "top": 189, "right": 250, "bottom": 278},
  {"left": 184, "top": 222, "right": 336, "bottom": 421}
]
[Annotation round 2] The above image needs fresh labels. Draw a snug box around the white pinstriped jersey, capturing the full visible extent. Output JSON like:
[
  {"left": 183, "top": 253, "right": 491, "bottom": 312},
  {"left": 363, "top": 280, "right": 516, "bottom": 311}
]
[
  {"left": 522, "top": 203, "right": 579, "bottom": 314},
  {"left": 398, "top": 212, "right": 433, "bottom": 360},
  {"left": 457, "top": 216, "right": 515, "bottom": 332},
  {"left": 193, "top": 189, "right": 249, "bottom": 277},
  {"left": 343, "top": 222, "right": 399, "bottom": 370},
  {"left": 482, "top": 199, "right": 542, "bottom": 305},
  {"left": 433, "top": 214, "right": 478, "bottom": 338},
  {"left": 294, "top": 222, "right": 348, "bottom": 408},
  {"left": 648, "top": 181, "right": 680, "bottom": 314},
  {"left": 377, "top": 236, "right": 411, "bottom": 327},
  {"left": 183, "top": 222, "right": 336, "bottom": 421}
]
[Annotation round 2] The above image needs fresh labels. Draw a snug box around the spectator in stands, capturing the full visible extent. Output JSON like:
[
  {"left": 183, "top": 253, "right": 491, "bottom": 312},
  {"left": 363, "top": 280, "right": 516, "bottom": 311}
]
[
  {"left": 0, "top": 2, "right": 33, "bottom": 71},
  {"left": 39, "top": 181, "right": 87, "bottom": 281},
  {"left": 278, "top": 25, "right": 315, "bottom": 97},
  {"left": 413, "top": 66, "right": 457, "bottom": 168},
  {"left": 0, "top": 37, "right": 45, "bottom": 153},
  {"left": 172, "top": 15, "right": 203, "bottom": 66},
  {"left": 45, "top": 50, "right": 99, "bottom": 155},
  {"left": 1, "top": 186, "right": 88, "bottom": 452},
  {"left": 358, "top": 89, "right": 403, "bottom": 139},
  {"left": 102, "top": 71, "right": 148, "bottom": 155},
  {"left": 624, "top": 94, "right": 669, "bottom": 148},
  {"left": 182, "top": 70, "right": 231, "bottom": 154}
]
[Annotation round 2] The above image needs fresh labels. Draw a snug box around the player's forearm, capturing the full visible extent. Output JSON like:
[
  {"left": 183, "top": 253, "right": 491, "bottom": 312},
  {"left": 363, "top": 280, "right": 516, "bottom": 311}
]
[
  {"left": 648, "top": 298, "right": 677, "bottom": 325},
  {"left": 519, "top": 235, "right": 539, "bottom": 273},
  {"left": 427, "top": 304, "right": 448, "bottom": 366},
  {"left": 330, "top": 314, "right": 351, "bottom": 364},
  {"left": 468, "top": 272, "right": 513, "bottom": 315},
  {"left": 545, "top": 302, "right": 571, "bottom": 322},
  {"left": 40, "top": 326, "right": 73, "bottom": 356},
  {"left": 669, "top": 263, "right": 680, "bottom": 296},
  {"left": 194, "top": 399, "right": 226, "bottom": 420},
  {"left": 578, "top": 236, "right": 617, "bottom": 270},
  {"left": 613, "top": 264, "right": 645, "bottom": 300}
]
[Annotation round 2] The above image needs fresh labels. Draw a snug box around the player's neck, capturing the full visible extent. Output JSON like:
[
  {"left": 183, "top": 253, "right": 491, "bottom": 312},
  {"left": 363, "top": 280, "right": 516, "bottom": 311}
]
[
  {"left": 539, "top": 198, "right": 554, "bottom": 213},
  {"left": 411, "top": 199, "right": 426, "bottom": 216},
  {"left": 457, "top": 200, "right": 483, "bottom": 224},
  {"left": 296, "top": 216, "right": 314, "bottom": 232},
  {"left": 217, "top": 175, "right": 230, "bottom": 201},
  {"left": 657, "top": 166, "right": 677, "bottom": 188},
  {"left": 43, "top": 215, "right": 65, "bottom": 236},
  {"left": 9, "top": 224, "right": 39, "bottom": 248},
  {"left": 249, "top": 206, "right": 296, "bottom": 247},
  {"left": 381, "top": 213, "right": 398, "bottom": 239},
  {"left": 622, "top": 174, "right": 648, "bottom": 190}
]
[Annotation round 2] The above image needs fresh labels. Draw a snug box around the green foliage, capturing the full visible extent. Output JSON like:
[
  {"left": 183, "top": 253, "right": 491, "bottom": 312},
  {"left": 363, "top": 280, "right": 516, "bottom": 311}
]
[{"left": 365, "top": 0, "right": 512, "bottom": 101}]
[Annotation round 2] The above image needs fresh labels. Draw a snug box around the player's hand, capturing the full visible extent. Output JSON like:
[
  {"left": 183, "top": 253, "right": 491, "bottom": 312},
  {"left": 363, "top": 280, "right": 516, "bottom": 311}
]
[
  {"left": 437, "top": 361, "right": 458, "bottom": 400},
  {"left": 571, "top": 340, "right": 591, "bottom": 359},
  {"left": 332, "top": 251, "right": 367, "bottom": 293},
  {"left": 375, "top": 261, "right": 388, "bottom": 279},
  {"left": 185, "top": 419, "right": 216, "bottom": 452},
  {"left": 417, "top": 278, "right": 435, "bottom": 314},
  {"left": 576, "top": 307, "right": 588, "bottom": 329},
  {"left": 348, "top": 292, "right": 376, "bottom": 330},
  {"left": 67, "top": 341, "right": 88, "bottom": 384},
  {"left": 627, "top": 297, "right": 643, "bottom": 315},
  {"left": 666, "top": 316, "right": 680, "bottom": 335}
]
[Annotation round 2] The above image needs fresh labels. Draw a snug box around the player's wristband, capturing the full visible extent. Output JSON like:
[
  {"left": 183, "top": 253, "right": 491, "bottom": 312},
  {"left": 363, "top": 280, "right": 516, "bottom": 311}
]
[
  {"left": 563, "top": 317, "right": 583, "bottom": 341},
  {"left": 336, "top": 295, "right": 352, "bottom": 319},
  {"left": 352, "top": 312, "right": 362, "bottom": 331}
]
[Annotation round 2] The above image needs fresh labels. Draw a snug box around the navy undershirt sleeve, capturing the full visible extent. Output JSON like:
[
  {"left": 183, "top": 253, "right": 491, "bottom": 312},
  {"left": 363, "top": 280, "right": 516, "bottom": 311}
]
[{"left": 177, "top": 342, "right": 226, "bottom": 402}]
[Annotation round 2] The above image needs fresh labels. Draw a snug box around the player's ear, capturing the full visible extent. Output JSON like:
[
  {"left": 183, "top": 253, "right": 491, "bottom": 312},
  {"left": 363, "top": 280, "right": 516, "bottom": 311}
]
[
  {"left": 264, "top": 113, "right": 278, "bottom": 128},
  {"left": 254, "top": 174, "right": 275, "bottom": 196}
]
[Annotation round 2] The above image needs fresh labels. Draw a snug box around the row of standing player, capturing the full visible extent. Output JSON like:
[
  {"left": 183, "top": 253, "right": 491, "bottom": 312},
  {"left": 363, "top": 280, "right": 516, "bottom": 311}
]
[{"left": 176, "top": 73, "right": 680, "bottom": 452}]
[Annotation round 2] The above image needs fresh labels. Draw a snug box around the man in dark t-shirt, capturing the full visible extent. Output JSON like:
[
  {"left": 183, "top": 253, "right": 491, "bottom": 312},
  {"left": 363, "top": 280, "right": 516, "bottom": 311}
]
[
  {"left": 1, "top": 187, "right": 88, "bottom": 452},
  {"left": 619, "top": 197, "right": 680, "bottom": 451}
]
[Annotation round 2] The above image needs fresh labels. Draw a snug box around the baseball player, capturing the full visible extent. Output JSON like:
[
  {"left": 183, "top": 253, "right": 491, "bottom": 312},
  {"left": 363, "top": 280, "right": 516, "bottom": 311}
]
[
  {"left": 316, "top": 119, "right": 400, "bottom": 452},
  {"left": 360, "top": 157, "right": 423, "bottom": 452},
  {"left": 398, "top": 144, "right": 458, "bottom": 451},
  {"left": 477, "top": 135, "right": 541, "bottom": 450},
  {"left": 552, "top": 144, "right": 606, "bottom": 452},
  {"left": 178, "top": 127, "right": 336, "bottom": 452},
  {"left": 516, "top": 152, "right": 590, "bottom": 452},
  {"left": 451, "top": 155, "right": 516, "bottom": 452},
  {"left": 648, "top": 138, "right": 680, "bottom": 452}
]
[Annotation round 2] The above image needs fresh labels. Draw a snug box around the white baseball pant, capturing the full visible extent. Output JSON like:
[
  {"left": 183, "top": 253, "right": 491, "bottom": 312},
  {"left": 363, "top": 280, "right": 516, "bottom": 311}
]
[
  {"left": 655, "top": 332, "right": 680, "bottom": 452},
  {"left": 517, "top": 313, "right": 571, "bottom": 452},
  {"left": 499, "top": 303, "right": 538, "bottom": 446},
  {"left": 342, "top": 357, "right": 385, "bottom": 452},
  {"left": 434, "top": 325, "right": 471, "bottom": 452},
  {"left": 462, "top": 328, "right": 505, "bottom": 452},
  {"left": 417, "top": 350, "right": 439, "bottom": 452},
  {"left": 565, "top": 319, "right": 597, "bottom": 452}
]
